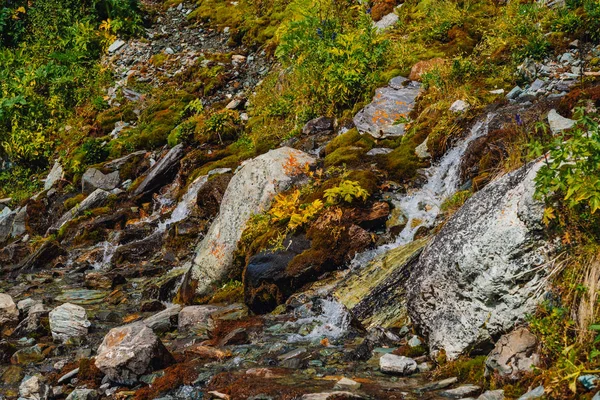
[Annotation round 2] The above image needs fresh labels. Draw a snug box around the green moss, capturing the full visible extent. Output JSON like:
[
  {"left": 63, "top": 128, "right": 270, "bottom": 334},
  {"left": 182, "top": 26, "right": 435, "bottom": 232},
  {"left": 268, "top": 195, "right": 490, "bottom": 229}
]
[
  {"left": 63, "top": 194, "right": 86, "bottom": 211},
  {"left": 324, "top": 146, "right": 368, "bottom": 168},
  {"left": 437, "top": 355, "right": 487, "bottom": 384}
]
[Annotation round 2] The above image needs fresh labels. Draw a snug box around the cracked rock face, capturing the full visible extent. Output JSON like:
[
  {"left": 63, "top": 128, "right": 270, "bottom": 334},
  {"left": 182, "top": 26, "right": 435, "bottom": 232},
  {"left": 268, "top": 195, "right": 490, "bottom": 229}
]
[
  {"left": 486, "top": 327, "right": 540, "bottom": 380},
  {"left": 407, "top": 160, "right": 552, "bottom": 359},
  {"left": 49, "top": 303, "right": 90, "bottom": 343},
  {"left": 95, "top": 323, "right": 174, "bottom": 384},
  {"left": 178, "top": 147, "right": 315, "bottom": 302}
]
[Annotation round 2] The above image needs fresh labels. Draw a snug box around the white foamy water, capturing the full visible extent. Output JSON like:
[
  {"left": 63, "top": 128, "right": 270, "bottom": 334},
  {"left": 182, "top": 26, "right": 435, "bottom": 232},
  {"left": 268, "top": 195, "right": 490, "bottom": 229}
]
[
  {"left": 91, "top": 241, "right": 118, "bottom": 270},
  {"left": 287, "top": 299, "right": 351, "bottom": 342},
  {"left": 352, "top": 113, "right": 494, "bottom": 267},
  {"left": 157, "top": 175, "right": 208, "bottom": 232}
]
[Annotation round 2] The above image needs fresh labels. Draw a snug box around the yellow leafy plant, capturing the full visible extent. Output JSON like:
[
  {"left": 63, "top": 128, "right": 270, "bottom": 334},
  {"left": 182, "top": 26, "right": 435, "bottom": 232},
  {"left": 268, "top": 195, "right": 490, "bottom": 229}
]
[
  {"left": 323, "top": 180, "right": 369, "bottom": 204},
  {"left": 269, "top": 189, "right": 324, "bottom": 230}
]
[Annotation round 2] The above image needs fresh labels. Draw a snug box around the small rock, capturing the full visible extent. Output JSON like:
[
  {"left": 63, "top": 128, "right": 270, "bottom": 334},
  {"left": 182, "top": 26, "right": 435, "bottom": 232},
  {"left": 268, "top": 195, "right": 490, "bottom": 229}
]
[
  {"left": 178, "top": 305, "right": 222, "bottom": 335},
  {"left": 66, "top": 388, "right": 98, "bottom": 400},
  {"left": 44, "top": 161, "right": 64, "bottom": 191},
  {"left": 379, "top": 353, "right": 417, "bottom": 375},
  {"left": 439, "top": 384, "right": 481, "bottom": 399},
  {"left": 373, "top": 12, "right": 399, "bottom": 31},
  {"left": 232, "top": 55, "right": 246, "bottom": 65},
  {"left": 0, "top": 293, "right": 19, "bottom": 326},
  {"left": 334, "top": 377, "right": 361, "bottom": 390},
  {"left": 226, "top": 98, "right": 243, "bottom": 110},
  {"left": 560, "top": 52, "right": 576, "bottom": 64},
  {"left": 593, "top": 390, "right": 600, "bottom": 400},
  {"left": 517, "top": 386, "right": 545, "bottom": 400},
  {"left": 11, "top": 345, "right": 44, "bottom": 365},
  {"left": 407, "top": 335, "right": 422, "bottom": 347},
  {"left": 57, "top": 368, "right": 79, "bottom": 384},
  {"left": 143, "top": 305, "right": 181, "bottom": 333},
  {"left": 547, "top": 109, "right": 576, "bottom": 134},
  {"left": 49, "top": 303, "right": 91, "bottom": 343},
  {"left": 506, "top": 86, "right": 523, "bottom": 100},
  {"left": 478, "top": 390, "right": 504, "bottom": 400},
  {"left": 81, "top": 168, "right": 120, "bottom": 193},
  {"left": 95, "top": 323, "right": 175, "bottom": 384},
  {"left": 17, "top": 298, "right": 39, "bottom": 315},
  {"left": 416, "top": 377, "right": 458, "bottom": 393},
  {"left": 302, "top": 116, "right": 334, "bottom": 135},
  {"left": 579, "top": 374, "right": 599, "bottom": 391},
  {"left": 165, "top": 47, "right": 175, "bottom": 55},
  {"left": 108, "top": 39, "right": 125, "bottom": 53},
  {"left": 529, "top": 78, "right": 546, "bottom": 92},
  {"left": 415, "top": 137, "right": 431, "bottom": 159},
  {"left": 366, "top": 148, "right": 393, "bottom": 156},
  {"left": 449, "top": 100, "right": 470, "bottom": 113},
  {"left": 489, "top": 89, "right": 505, "bottom": 95},
  {"left": 569, "top": 39, "right": 579, "bottom": 48},
  {"left": 19, "top": 375, "right": 50, "bottom": 400}
]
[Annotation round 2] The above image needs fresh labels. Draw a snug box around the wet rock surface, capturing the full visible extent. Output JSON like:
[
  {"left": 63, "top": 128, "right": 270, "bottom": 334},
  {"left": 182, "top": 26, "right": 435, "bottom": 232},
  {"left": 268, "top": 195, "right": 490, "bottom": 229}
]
[{"left": 407, "top": 160, "right": 551, "bottom": 359}]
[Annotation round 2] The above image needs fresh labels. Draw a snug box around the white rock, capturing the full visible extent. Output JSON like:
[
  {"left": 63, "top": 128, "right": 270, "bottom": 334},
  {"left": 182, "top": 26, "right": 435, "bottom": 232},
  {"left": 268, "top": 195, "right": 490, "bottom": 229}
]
[
  {"left": 407, "top": 160, "right": 551, "bottom": 359},
  {"left": 49, "top": 303, "right": 90, "bottom": 342},
  {"left": 439, "top": 384, "right": 481, "bottom": 399},
  {"left": 0, "top": 293, "right": 19, "bottom": 326},
  {"left": 373, "top": 12, "right": 399, "bottom": 31},
  {"left": 450, "top": 100, "right": 470, "bottom": 113},
  {"left": 334, "top": 377, "right": 361, "bottom": 390},
  {"left": 379, "top": 354, "right": 417, "bottom": 375},
  {"left": 479, "top": 389, "right": 505, "bottom": 400},
  {"left": 95, "top": 323, "right": 174, "bottom": 384},
  {"left": 486, "top": 328, "right": 539, "bottom": 380},
  {"left": 517, "top": 385, "right": 545, "bottom": 400},
  {"left": 180, "top": 148, "right": 315, "bottom": 299},
  {"left": 107, "top": 39, "right": 125, "bottom": 53},
  {"left": 66, "top": 388, "right": 98, "bottom": 400},
  {"left": 415, "top": 136, "right": 431, "bottom": 159},
  {"left": 44, "top": 161, "right": 63, "bottom": 191},
  {"left": 548, "top": 109, "right": 576, "bottom": 134},
  {"left": 19, "top": 375, "right": 50, "bottom": 400},
  {"left": 178, "top": 305, "right": 222, "bottom": 333}
]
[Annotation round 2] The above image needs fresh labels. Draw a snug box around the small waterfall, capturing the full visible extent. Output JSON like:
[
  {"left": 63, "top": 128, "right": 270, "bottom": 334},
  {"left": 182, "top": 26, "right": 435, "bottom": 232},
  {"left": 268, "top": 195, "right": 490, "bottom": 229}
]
[
  {"left": 287, "top": 299, "right": 351, "bottom": 342},
  {"left": 353, "top": 113, "right": 494, "bottom": 267},
  {"left": 156, "top": 175, "right": 208, "bottom": 232}
]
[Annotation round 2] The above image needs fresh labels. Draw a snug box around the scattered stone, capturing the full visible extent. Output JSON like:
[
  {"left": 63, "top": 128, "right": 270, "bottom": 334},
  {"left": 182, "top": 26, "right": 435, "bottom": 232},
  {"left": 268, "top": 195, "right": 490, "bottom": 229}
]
[
  {"left": 547, "top": 109, "right": 576, "bottom": 134},
  {"left": 485, "top": 327, "right": 540, "bottom": 380},
  {"left": 478, "top": 390, "right": 504, "bottom": 400},
  {"left": 133, "top": 144, "right": 185, "bottom": 197},
  {"left": 66, "top": 389, "right": 98, "bottom": 400},
  {"left": 49, "top": 189, "right": 110, "bottom": 233},
  {"left": 506, "top": 86, "right": 523, "bottom": 100},
  {"left": 517, "top": 385, "right": 545, "bottom": 400},
  {"left": 334, "top": 377, "right": 361, "bottom": 390},
  {"left": 231, "top": 54, "right": 246, "bottom": 65},
  {"left": 439, "top": 384, "right": 481, "bottom": 399},
  {"left": 489, "top": 89, "right": 505, "bottom": 95},
  {"left": 57, "top": 368, "right": 79, "bottom": 384},
  {"left": 373, "top": 12, "right": 399, "bottom": 31},
  {"left": 529, "top": 78, "right": 547, "bottom": 92},
  {"left": 415, "top": 137, "right": 431, "bottom": 159},
  {"left": 379, "top": 354, "right": 417, "bottom": 375},
  {"left": 579, "top": 374, "right": 599, "bottom": 391},
  {"left": 49, "top": 303, "right": 91, "bottom": 343},
  {"left": 353, "top": 76, "right": 421, "bottom": 138},
  {"left": 449, "top": 100, "right": 470, "bottom": 113},
  {"left": 81, "top": 168, "right": 120, "bottom": 193},
  {"left": 44, "top": 161, "right": 63, "bottom": 191},
  {"left": 366, "top": 148, "right": 393, "bottom": 156},
  {"left": 407, "top": 335, "right": 422, "bottom": 347},
  {"left": 416, "top": 377, "right": 458, "bottom": 393},
  {"left": 302, "top": 392, "right": 364, "bottom": 400},
  {"left": 0, "top": 293, "right": 19, "bottom": 326},
  {"left": 108, "top": 39, "right": 126, "bottom": 53},
  {"left": 95, "top": 323, "right": 175, "bottom": 384},
  {"left": 143, "top": 305, "right": 181, "bottom": 333},
  {"left": 560, "top": 52, "right": 575, "bottom": 64},
  {"left": 302, "top": 116, "right": 334, "bottom": 135},
  {"left": 178, "top": 305, "right": 222, "bottom": 335},
  {"left": 19, "top": 375, "right": 50, "bottom": 400},
  {"left": 11, "top": 345, "right": 45, "bottom": 365}
]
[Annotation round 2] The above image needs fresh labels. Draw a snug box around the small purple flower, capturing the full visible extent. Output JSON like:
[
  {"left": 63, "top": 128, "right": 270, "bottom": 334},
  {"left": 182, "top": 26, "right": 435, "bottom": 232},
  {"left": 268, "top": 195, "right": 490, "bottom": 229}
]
[{"left": 515, "top": 114, "right": 523, "bottom": 126}]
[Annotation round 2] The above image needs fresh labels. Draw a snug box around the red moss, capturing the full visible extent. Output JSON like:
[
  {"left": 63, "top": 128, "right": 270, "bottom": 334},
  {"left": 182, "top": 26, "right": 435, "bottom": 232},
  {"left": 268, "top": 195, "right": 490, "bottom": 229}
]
[
  {"left": 134, "top": 362, "right": 199, "bottom": 400},
  {"left": 371, "top": 0, "right": 396, "bottom": 21}
]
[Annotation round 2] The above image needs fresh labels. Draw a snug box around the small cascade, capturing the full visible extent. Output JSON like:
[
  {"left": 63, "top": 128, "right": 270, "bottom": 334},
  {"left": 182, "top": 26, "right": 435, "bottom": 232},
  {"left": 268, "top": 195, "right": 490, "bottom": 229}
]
[
  {"left": 156, "top": 175, "right": 208, "bottom": 233},
  {"left": 287, "top": 299, "right": 351, "bottom": 342},
  {"left": 352, "top": 113, "right": 494, "bottom": 267},
  {"left": 91, "top": 241, "right": 119, "bottom": 270}
]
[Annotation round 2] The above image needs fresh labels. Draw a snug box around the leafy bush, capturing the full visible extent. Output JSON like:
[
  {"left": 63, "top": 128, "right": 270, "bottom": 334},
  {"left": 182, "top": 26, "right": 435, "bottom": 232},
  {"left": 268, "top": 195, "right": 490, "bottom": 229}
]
[
  {"left": 535, "top": 110, "right": 600, "bottom": 216},
  {"left": 324, "top": 180, "right": 369, "bottom": 204},
  {"left": 276, "top": 8, "right": 388, "bottom": 113},
  {"left": 269, "top": 189, "right": 324, "bottom": 230}
]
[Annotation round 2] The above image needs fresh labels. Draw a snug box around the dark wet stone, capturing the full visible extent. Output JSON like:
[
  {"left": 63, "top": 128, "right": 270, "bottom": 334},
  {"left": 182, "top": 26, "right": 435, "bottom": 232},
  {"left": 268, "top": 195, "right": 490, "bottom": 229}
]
[
  {"left": 133, "top": 144, "right": 185, "bottom": 197},
  {"left": 11, "top": 240, "right": 66, "bottom": 277},
  {"left": 302, "top": 117, "right": 334, "bottom": 135}
]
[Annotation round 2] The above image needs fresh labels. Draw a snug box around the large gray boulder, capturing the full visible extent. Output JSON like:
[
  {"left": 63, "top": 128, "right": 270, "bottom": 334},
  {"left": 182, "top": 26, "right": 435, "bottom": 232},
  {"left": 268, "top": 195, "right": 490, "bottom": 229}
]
[
  {"left": 407, "top": 160, "right": 552, "bottom": 359},
  {"left": 49, "top": 303, "right": 90, "bottom": 343},
  {"left": 81, "top": 168, "right": 120, "bottom": 193},
  {"left": 353, "top": 77, "right": 421, "bottom": 139},
  {"left": 178, "top": 147, "right": 315, "bottom": 302},
  {"left": 133, "top": 144, "right": 184, "bottom": 197},
  {"left": 95, "top": 323, "right": 174, "bottom": 384}
]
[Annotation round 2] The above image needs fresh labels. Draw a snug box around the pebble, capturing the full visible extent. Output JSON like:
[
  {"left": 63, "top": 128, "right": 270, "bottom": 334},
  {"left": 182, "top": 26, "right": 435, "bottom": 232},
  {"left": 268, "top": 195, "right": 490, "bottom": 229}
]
[
  {"left": 379, "top": 354, "right": 417, "bottom": 375},
  {"left": 439, "top": 384, "right": 481, "bottom": 399},
  {"left": 517, "top": 385, "right": 545, "bottom": 400}
]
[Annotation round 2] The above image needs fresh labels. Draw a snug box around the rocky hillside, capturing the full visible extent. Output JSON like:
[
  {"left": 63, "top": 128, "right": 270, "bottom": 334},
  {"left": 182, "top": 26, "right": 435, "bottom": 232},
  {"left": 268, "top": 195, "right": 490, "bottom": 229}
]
[{"left": 2, "top": 0, "right": 600, "bottom": 399}]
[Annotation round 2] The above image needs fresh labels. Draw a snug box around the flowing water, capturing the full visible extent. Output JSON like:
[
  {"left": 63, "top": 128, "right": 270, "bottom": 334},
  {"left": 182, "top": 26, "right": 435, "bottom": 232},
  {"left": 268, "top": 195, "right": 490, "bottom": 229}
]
[
  {"left": 157, "top": 175, "right": 208, "bottom": 232},
  {"left": 352, "top": 113, "right": 495, "bottom": 268}
]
